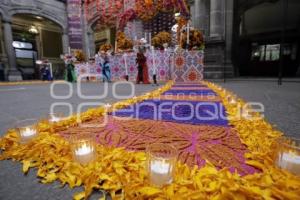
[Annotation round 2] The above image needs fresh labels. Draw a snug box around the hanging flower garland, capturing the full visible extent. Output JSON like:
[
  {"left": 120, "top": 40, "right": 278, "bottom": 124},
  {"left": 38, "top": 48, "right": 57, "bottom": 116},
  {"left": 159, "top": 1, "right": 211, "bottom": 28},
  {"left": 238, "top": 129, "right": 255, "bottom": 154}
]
[
  {"left": 86, "top": 0, "right": 190, "bottom": 29},
  {"left": 135, "top": 0, "right": 158, "bottom": 21},
  {"left": 135, "top": 0, "right": 189, "bottom": 22},
  {"left": 118, "top": 9, "right": 137, "bottom": 31}
]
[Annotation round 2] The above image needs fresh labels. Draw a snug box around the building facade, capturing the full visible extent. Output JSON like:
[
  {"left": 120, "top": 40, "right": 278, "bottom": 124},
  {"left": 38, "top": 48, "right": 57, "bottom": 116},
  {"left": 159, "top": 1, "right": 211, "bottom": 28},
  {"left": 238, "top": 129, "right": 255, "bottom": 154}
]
[
  {"left": 0, "top": 0, "right": 299, "bottom": 81},
  {"left": 0, "top": 0, "right": 68, "bottom": 81}
]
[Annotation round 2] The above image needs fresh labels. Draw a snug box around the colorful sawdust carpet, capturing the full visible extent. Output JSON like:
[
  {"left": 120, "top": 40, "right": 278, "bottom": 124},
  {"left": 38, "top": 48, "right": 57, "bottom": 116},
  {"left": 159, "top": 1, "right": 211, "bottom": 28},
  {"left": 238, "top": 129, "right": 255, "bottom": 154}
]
[
  {"left": 1, "top": 81, "right": 300, "bottom": 200},
  {"left": 60, "top": 83, "right": 257, "bottom": 175}
]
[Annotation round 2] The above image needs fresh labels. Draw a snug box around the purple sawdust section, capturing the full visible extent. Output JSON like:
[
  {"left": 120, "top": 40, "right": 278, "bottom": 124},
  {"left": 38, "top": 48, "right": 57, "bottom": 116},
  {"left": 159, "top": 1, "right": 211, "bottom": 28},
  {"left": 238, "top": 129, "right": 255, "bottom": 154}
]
[
  {"left": 172, "top": 84, "right": 207, "bottom": 87},
  {"left": 163, "top": 90, "right": 217, "bottom": 96},
  {"left": 112, "top": 99, "right": 228, "bottom": 126}
]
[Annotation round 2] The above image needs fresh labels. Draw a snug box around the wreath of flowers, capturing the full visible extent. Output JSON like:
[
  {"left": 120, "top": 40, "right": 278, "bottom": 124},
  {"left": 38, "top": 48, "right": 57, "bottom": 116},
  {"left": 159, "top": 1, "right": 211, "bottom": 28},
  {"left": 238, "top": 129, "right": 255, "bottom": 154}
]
[
  {"left": 180, "top": 29, "right": 205, "bottom": 50},
  {"left": 151, "top": 31, "right": 172, "bottom": 49},
  {"left": 116, "top": 32, "right": 134, "bottom": 51},
  {"left": 100, "top": 44, "right": 112, "bottom": 53},
  {"left": 74, "top": 50, "right": 86, "bottom": 62}
]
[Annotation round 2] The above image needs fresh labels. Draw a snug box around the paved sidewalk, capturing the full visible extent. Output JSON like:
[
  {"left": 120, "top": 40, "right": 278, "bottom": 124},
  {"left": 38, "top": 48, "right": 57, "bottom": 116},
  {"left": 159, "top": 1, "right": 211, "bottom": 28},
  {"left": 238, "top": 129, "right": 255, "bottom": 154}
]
[
  {"left": 1, "top": 80, "right": 299, "bottom": 200},
  {"left": 215, "top": 80, "right": 300, "bottom": 137}
]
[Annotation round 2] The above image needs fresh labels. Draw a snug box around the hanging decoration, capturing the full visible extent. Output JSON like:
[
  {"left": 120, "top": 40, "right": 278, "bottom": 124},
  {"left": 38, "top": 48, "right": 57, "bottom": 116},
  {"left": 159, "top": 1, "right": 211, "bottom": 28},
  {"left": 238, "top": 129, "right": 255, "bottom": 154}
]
[
  {"left": 118, "top": 9, "right": 137, "bottom": 31},
  {"left": 67, "top": 0, "right": 83, "bottom": 49},
  {"left": 85, "top": 0, "right": 124, "bottom": 29},
  {"left": 135, "top": 0, "right": 190, "bottom": 22},
  {"left": 84, "top": 0, "right": 190, "bottom": 30}
]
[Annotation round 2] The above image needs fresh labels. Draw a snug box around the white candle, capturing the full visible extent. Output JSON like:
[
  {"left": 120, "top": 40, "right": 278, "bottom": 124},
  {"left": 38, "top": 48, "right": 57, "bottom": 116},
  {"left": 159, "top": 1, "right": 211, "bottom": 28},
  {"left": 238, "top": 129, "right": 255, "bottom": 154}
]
[
  {"left": 21, "top": 127, "right": 37, "bottom": 137},
  {"left": 68, "top": 46, "right": 71, "bottom": 55},
  {"left": 187, "top": 22, "right": 190, "bottom": 46},
  {"left": 151, "top": 160, "right": 170, "bottom": 174},
  {"left": 49, "top": 116, "right": 61, "bottom": 123},
  {"left": 278, "top": 152, "right": 300, "bottom": 175},
  {"left": 229, "top": 98, "right": 236, "bottom": 104},
  {"left": 149, "top": 33, "right": 152, "bottom": 46},
  {"left": 75, "top": 143, "right": 94, "bottom": 156},
  {"left": 152, "top": 48, "right": 156, "bottom": 75},
  {"left": 150, "top": 159, "right": 173, "bottom": 186},
  {"left": 74, "top": 142, "right": 95, "bottom": 165},
  {"left": 124, "top": 53, "right": 128, "bottom": 75}
]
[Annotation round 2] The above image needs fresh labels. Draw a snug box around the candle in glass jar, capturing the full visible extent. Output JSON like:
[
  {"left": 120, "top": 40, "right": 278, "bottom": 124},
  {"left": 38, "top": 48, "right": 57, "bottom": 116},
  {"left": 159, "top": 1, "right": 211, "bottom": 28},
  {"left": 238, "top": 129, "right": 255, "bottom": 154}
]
[
  {"left": 278, "top": 151, "right": 300, "bottom": 175},
  {"left": 21, "top": 127, "right": 37, "bottom": 137},
  {"left": 150, "top": 160, "right": 172, "bottom": 186},
  {"left": 229, "top": 98, "right": 236, "bottom": 104},
  {"left": 49, "top": 116, "right": 61, "bottom": 123},
  {"left": 75, "top": 143, "right": 93, "bottom": 155},
  {"left": 74, "top": 142, "right": 95, "bottom": 165}
]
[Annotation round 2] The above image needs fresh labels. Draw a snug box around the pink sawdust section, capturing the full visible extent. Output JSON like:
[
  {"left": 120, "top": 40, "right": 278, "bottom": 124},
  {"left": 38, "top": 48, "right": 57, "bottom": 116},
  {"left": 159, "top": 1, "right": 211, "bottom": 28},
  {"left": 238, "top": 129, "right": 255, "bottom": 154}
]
[{"left": 60, "top": 116, "right": 258, "bottom": 175}]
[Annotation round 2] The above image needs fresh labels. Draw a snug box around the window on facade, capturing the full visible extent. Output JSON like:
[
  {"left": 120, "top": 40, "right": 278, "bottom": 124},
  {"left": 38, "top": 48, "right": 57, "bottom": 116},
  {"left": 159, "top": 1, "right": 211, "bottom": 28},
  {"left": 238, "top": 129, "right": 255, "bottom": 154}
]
[
  {"left": 266, "top": 44, "right": 280, "bottom": 61},
  {"left": 251, "top": 44, "right": 265, "bottom": 61},
  {"left": 252, "top": 44, "right": 280, "bottom": 61},
  {"left": 12, "top": 41, "right": 33, "bottom": 50}
]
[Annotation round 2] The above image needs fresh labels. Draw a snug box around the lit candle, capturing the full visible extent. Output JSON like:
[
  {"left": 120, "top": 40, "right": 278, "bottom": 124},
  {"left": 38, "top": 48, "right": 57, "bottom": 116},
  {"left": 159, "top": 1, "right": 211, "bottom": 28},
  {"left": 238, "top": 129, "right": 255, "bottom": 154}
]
[
  {"left": 75, "top": 143, "right": 93, "bottom": 156},
  {"left": 21, "top": 127, "right": 37, "bottom": 137},
  {"left": 278, "top": 151, "right": 300, "bottom": 175},
  {"left": 49, "top": 116, "right": 61, "bottom": 123},
  {"left": 229, "top": 98, "right": 236, "bottom": 105},
  {"left": 105, "top": 103, "right": 112, "bottom": 108},
  {"left": 150, "top": 159, "right": 172, "bottom": 186},
  {"left": 19, "top": 126, "right": 37, "bottom": 143},
  {"left": 74, "top": 142, "right": 95, "bottom": 165}
]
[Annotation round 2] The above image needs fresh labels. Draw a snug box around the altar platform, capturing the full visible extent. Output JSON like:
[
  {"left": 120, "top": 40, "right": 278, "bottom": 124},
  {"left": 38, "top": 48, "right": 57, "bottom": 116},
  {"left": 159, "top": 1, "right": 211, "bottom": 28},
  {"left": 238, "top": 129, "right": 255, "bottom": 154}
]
[{"left": 75, "top": 50, "right": 204, "bottom": 82}]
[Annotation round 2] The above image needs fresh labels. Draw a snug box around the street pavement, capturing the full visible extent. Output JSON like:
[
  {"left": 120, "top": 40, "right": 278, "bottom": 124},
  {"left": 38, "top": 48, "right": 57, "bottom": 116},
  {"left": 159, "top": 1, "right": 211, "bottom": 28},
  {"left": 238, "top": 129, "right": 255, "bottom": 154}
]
[{"left": 0, "top": 80, "right": 299, "bottom": 200}]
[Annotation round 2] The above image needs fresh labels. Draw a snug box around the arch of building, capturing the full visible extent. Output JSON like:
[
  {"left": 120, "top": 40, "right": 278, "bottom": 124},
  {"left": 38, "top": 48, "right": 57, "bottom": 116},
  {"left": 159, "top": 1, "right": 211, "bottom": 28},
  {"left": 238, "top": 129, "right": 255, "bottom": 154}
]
[
  {"left": 0, "top": 0, "right": 69, "bottom": 80},
  {"left": 85, "top": 15, "right": 101, "bottom": 57}
]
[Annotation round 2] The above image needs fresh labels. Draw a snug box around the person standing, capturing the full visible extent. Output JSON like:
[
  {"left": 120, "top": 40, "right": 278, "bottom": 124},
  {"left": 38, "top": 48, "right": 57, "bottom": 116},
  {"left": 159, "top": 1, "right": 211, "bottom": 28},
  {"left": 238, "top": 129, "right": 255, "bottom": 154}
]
[
  {"left": 136, "top": 49, "right": 150, "bottom": 84},
  {"left": 101, "top": 52, "right": 111, "bottom": 82},
  {"left": 0, "top": 61, "right": 5, "bottom": 81},
  {"left": 64, "top": 56, "right": 76, "bottom": 82}
]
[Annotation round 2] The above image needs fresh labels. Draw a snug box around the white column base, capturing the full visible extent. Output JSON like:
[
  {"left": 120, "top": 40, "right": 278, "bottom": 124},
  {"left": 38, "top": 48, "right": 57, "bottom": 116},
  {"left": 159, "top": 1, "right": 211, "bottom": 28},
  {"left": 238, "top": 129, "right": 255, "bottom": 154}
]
[{"left": 8, "top": 69, "right": 22, "bottom": 81}]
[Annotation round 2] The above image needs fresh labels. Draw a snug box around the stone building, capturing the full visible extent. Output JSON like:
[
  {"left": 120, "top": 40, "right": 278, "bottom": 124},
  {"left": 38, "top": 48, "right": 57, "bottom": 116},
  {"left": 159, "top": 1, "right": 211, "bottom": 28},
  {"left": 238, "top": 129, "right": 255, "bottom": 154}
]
[
  {"left": 0, "top": 0, "right": 68, "bottom": 81},
  {"left": 0, "top": 0, "right": 299, "bottom": 81}
]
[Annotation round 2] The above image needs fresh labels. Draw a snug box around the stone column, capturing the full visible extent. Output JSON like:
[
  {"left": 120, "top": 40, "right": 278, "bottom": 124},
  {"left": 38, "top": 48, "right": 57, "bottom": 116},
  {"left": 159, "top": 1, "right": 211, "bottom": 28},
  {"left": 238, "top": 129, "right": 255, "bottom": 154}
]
[
  {"left": 224, "top": 0, "right": 234, "bottom": 77},
  {"left": 194, "top": 0, "right": 208, "bottom": 32},
  {"left": 225, "top": 0, "right": 234, "bottom": 63},
  {"left": 3, "top": 18, "right": 22, "bottom": 81},
  {"left": 87, "top": 31, "right": 95, "bottom": 57},
  {"left": 62, "top": 30, "right": 70, "bottom": 54},
  {"left": 210, "top": 0, "right": 223, "bottom": 38}
]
